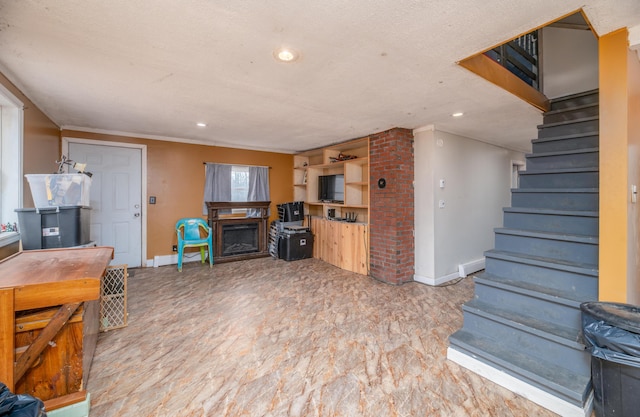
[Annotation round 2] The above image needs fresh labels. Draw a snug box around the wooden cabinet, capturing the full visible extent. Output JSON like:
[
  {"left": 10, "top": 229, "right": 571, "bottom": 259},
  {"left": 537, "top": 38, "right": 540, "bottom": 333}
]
[
  {"left": 310, "top": 217, "right": 368, "bottom": 275},
  {"left": 294, "top": 138, "right": 369, "bottom": 274},
  {"left": 0, "top": 247, "right": 113, "bottom": 410}
]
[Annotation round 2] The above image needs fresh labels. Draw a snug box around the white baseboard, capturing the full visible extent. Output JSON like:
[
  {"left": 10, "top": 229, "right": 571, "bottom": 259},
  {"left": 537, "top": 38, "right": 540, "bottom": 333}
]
[
  {"left": 413, "top": 258, "right": 485, "bottom": 286},
  {"left": 447, "top": 348, "right": 593, "bottom": 417},
  {"left": 146, "top": 253, "right": 206, "bottom": 268},
  {"left": 46, "top": 393, "right": 91, "bottom": 417},
  {"left": 458, "top": 257, "right": 485, "bottom": 277},
  {"left": 414, "top": 271, "right": 460, "bottom": 286}
]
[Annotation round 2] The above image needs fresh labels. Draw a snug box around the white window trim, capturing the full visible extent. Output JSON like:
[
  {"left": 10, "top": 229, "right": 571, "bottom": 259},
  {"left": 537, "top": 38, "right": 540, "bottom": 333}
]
[{"left": 0, "top": 83, "right": 24, "bottom": 247}]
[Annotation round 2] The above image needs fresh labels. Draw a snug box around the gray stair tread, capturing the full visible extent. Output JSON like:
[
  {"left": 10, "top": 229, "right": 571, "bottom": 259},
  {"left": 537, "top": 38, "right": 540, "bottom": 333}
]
[
  {"left": 537, "top": 116, "right": 598, "bottom": 130},
  {"left": 449, "top": 330, "right": 591, "bottom": 400},
  {"left": 452, "top": 89, "right": 599, "bottom": 407},
  {"left": 462, "top": 298, "right": 582, "bottom": 346},
  {"left": 511, "top": 187, "right": 598, "bottom": 193},
  {"left": 503, "top": 207, "right": 598, "bottom": 218},
  {"left": 521, "top": 167, "right": 599, "bottom": 175},
  {"left": 494, "top": 227, "right": 598, "bottom": 244},
  {"left": 544, "top": 102, "right": 598, "bottom": 116},
  {"left": 549, "top": 89, "right": 598, "bottom": 104},
  {"left": 526, "top": 147, "right": 598, "bottom": 158},
  {"left": 474, "top": 271, "right": 597, "bottom": 307},
  {"left": 532, "top": 131, "right": 599, "bottom": 143},
  {"left": 484, "top": 249, "right": 598, "bottom": 274}
]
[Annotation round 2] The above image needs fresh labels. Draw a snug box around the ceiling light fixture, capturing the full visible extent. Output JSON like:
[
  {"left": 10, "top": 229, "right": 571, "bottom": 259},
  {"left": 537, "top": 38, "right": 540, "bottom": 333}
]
[
  {"left": 274, "top": 47, "right": 299, "bottom": 63},
  {"left": 196, "top": 122, "right": 207, "bottom": 127},
  {"left": 452, "top": 112, "right": 464, "bottom": 117}
]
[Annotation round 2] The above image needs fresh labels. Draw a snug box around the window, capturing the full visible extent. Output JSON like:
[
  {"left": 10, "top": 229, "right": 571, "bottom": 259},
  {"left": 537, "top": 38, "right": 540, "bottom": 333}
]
[
  {"left": 203, "top": 163, "right": 270, "bottom": 216},
  {"left": 0, "top": 84, "right": 24, "bottom": 245},
  {"left": 231, "top": 165, "right": 250, "bottom": 202}
]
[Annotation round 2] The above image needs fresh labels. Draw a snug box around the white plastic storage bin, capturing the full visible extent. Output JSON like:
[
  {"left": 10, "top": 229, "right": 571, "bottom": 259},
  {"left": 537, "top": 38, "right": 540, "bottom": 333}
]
[{"left": 25, "top": 174, "right": 91, "bottom": 208}]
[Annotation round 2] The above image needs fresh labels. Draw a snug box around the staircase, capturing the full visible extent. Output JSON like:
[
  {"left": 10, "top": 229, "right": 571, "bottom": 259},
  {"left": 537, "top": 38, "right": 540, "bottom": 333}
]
[{"left": 448, "top": 89, "right": 599, "bottom": 416}]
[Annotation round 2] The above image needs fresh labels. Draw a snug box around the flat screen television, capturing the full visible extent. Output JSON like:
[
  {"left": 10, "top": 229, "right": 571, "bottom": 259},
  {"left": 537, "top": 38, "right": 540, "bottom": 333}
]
[{"left": 318, "top": 174, "right": 344, "bottom": 203}]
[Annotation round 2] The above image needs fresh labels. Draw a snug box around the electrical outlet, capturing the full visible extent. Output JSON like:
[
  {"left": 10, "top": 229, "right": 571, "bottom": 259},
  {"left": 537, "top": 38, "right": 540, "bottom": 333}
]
[{"left": 172, "top": 245, "right": 177, "bottom": 252}]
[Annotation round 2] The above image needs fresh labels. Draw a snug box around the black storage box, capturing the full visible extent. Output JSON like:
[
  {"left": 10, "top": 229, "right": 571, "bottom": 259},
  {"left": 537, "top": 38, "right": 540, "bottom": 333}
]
[
  {"left": 278, "top": 232, "right": 314, "bottom": 261},
  {"left": 16, "top": 206, "right": 91, "bottom": 250}
]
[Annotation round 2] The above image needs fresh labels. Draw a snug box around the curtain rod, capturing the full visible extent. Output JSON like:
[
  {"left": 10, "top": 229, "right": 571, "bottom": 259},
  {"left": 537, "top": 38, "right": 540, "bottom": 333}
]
[{"left": 203, "top": 162, "right": 271, "bottom": 169}]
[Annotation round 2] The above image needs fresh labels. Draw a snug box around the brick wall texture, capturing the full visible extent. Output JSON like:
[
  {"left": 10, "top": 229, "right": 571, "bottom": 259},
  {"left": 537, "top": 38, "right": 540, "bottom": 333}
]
[{"left": 369, "top": 128, "right": 415, "bottom": 284}]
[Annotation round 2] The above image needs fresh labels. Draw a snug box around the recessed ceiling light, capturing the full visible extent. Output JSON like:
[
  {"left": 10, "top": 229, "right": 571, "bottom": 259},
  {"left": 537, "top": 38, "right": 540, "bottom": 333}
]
[
  {"left": 274, "top": 47, "right": 299, "bottom": 63},
  {"left": 452, "top": 112, "right": 464, "bottom": 117},
  {"left": 196, "top": 122, "right": 207, "bottom": 127}
]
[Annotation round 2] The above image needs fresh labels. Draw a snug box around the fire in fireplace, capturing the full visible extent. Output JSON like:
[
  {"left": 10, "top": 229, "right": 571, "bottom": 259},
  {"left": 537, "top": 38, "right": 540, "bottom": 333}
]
[{"left": 222, "top": 223, "right": 259, "bottom": 256}]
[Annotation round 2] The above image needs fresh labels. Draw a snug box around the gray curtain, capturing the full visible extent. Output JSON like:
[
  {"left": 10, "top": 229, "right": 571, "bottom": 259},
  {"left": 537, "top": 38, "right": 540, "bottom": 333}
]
[
  {"left": 203, "top": 164, "right": 269, "bottom": 216},
  {"left": 247, "top": 166, "right": 270, "bottom": 217},
  {"left": 203, "top": 163, "right": 232, "bottom": 215}
]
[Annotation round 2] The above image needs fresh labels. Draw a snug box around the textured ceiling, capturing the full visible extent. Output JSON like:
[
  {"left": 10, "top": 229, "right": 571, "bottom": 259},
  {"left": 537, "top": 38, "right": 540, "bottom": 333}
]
[{"left": 0, "top": 0, "right": 639, "bottom": 153}]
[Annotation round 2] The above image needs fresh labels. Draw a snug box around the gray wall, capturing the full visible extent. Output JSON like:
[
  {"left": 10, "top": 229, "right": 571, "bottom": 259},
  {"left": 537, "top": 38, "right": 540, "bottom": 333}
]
[
  {"left": 541, "top": 27, "right": 598, "bottom": 99},
  {"left": 414, "top": 126, "right": 524, "bottom": 285}
]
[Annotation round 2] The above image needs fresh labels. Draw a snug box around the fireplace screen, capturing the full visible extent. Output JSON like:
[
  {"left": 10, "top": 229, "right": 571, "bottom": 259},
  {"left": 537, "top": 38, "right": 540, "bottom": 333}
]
[{"left": 222, "top": 223, "right": 259, "bottom": 256}]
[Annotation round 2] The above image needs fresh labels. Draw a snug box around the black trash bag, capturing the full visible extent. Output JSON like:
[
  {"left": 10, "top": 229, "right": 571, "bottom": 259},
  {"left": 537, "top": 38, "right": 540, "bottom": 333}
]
[
  {"left": 581, "top": 302, "right": 640, "bottom": 367},
  {"left": 0, "top": 383, "right": 46, "bottom": 417}
]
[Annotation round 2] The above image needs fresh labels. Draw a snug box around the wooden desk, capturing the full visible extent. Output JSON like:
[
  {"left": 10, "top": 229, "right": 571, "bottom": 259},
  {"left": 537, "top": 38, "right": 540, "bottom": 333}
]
[{"left": 0, "top": 246, "right": 113, "bottom": 408}]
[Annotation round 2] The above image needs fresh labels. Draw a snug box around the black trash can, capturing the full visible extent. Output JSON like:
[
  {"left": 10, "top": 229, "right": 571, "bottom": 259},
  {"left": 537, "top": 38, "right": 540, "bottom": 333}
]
[
  {"left": 0, "top": 383, "right": 46, "bottom": 416},
  {"left": 581, "top": 302, "right": 640, "bottom": 417}
]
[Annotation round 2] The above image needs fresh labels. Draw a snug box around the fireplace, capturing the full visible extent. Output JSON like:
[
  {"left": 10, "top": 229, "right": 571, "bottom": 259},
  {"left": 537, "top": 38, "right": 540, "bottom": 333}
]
[
  {"left": 222, "top": 223, "right": 259, "bottom": 256},
  {"left": 206, "top": 201, "right": 271, "bottom": 263}
]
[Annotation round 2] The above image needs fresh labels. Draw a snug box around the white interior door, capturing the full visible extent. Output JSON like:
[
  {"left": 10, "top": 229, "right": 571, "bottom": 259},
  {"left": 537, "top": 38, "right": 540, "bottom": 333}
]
[{"left": 68, "top": 142, "right": 143, "bottom": 267}]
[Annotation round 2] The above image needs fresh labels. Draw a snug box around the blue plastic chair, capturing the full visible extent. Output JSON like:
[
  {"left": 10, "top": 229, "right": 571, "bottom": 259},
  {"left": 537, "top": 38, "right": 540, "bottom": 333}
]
[{"left": 176, "top": 218, "right": 214, "bottom": 272}]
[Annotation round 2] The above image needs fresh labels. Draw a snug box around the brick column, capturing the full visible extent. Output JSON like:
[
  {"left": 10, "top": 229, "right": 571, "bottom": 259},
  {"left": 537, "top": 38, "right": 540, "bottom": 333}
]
[{"left": 369, "top": 128, "right": 414, "bottom": 284}]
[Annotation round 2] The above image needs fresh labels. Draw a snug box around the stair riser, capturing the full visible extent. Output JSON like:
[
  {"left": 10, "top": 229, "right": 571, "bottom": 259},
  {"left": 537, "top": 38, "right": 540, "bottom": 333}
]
[
  {"left": 538, "top": 119, "right": 599, "bottom": 138},
  {"left": 474, "top": 282, "right": 581, "bottom": 330},
  {"left": 550, "top": 93, "right": 599, "bottom": 111},
  {"left": 518, "top": 171, "right": 598, "bottom": 189},
  {"left": 511, "top": 192, "right": 598, "bottom": 211},
  {"left": 494, "top": 233, "right": 598, "bottom": 265},
  {"left": 482, "top": 258, "right": 598, "bottom": 298},
  {"left": 544, "top": 106, "right": 599, "bottom": 124},
  {"left": 461, "top": 311, "right": 591, "bottom": 376},
  {"left": 526, "top": 152, "right": 598, "bottom": 170},
  {"left": 532, "top": 135, "right": 599, "bottom": 153},
  {"left": 503, "top": 211, "right": 598, "bottom": 236},
  {"left": 448, "top": 333, "right": 590, "bottom": 405}
]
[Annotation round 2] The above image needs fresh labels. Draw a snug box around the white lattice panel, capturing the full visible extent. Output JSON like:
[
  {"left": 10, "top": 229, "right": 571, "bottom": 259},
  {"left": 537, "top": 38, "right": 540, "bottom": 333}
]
[{"left": 100, "top": 264, "right": 128, "bottom": 331}]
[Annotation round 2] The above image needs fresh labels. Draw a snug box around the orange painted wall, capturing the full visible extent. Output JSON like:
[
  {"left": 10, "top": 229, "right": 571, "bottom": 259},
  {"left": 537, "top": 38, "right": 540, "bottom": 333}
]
[
  {"left": 599, "top": 29, "right": 640, "bottom": 303},
  {"left": 61, "top": 130, "right": 293, "bottom": 261},
  {"left": 0, "top": 73, "right": 60, "bottom": 207}
]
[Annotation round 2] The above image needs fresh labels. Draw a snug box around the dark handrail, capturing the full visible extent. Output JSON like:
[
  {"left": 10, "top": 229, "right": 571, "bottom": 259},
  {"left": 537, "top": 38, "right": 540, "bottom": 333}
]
[{"left": 485, "top": 31, "right": 540, "bottom": 90}]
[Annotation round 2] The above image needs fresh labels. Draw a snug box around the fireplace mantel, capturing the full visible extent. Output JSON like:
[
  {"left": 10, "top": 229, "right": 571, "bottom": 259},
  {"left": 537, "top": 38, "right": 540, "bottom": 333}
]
[{"left": 206, "top": 201, "right": 270, "bottom": 263}]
